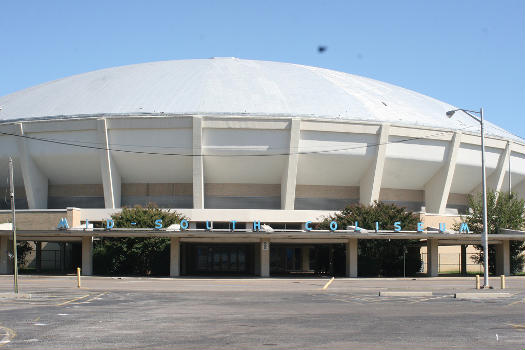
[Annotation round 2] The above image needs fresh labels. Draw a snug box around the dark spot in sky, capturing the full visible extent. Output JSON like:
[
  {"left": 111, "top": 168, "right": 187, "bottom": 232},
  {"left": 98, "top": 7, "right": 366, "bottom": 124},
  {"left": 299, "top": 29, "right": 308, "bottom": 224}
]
[
  {"left": 381, "top": 101, "right": 387, "bottom": 106},
  {"left": 357, "top": 53, "right": 363, "bottom": 60},
  {"left": 318, "top": 46, "right": 327, "bottom": 53}
]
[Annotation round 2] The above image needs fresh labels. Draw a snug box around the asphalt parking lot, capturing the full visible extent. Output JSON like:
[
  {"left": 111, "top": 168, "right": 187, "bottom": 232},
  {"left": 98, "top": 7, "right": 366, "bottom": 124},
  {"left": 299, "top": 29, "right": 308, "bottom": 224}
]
[{"left": 0, "top": 276, "right": 524, "bottom": 349}]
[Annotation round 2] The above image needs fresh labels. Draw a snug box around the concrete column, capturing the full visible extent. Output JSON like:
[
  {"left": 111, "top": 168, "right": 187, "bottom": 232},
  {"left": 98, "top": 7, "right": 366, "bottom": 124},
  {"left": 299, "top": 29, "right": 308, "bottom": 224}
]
[
  {"left": 360, "top": 124, "right": 389, "bottom": 205},
  {"left": 16, "top": 123, "right": 48, "bottom": 209},
  {"left": 97, "top": 118, "right": 121, "bottom": 209},
  {"left": 193, "top": 116, "right": 204, "bottom": 209},
  {"left": 495, "top": 240, "right": 511, "bottom": 276},
  {"left": 281, "top": 118, "right": 300, "bottom": 210},
  {"left": 424, "top": 132, "right": 461, "bottom": 214},
  {"left": 170, "top": 237, "right": 180, "bottom": 277},
  {"left": 460, "top": 244, "right": 467, "bottom": 276},
  {"left": 301, "top": 246, "right": 310, "bottom": 272},
  {"left": 346, "top": 238, "right": 358, "bottom": 277},
  {"left": 0, "top": 236, "right": 9, "bottom": 274},
  {"left": 426, "top": 239, "right": 439, "bottom": 277},
  {"left": 260, "top": 239, "right": 270, "bottom": 277},
  {"left": 81, "top": 236, "right": 93, "bottom": 276}
]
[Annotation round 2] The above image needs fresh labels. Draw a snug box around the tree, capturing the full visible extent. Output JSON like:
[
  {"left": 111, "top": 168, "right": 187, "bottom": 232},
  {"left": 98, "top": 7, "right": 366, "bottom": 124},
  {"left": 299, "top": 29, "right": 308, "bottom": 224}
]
[
  {"left": 459, "top": 191, "right": 525, "bottom": 274},
  {"left": 17, "top": 241, "right": 32, "bottom": 267},
  {"left": 318, "top": 202, "right": 421, "bottom": 276},
  {"left": 93, "top": 204, "right": 184, "bottom": 275}
]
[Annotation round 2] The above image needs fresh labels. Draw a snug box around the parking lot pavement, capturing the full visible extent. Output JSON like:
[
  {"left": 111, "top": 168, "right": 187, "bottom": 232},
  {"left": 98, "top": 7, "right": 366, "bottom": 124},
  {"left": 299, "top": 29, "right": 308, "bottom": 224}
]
[{"left": 0, "top": 276, "right": 524, "bottom": 349}]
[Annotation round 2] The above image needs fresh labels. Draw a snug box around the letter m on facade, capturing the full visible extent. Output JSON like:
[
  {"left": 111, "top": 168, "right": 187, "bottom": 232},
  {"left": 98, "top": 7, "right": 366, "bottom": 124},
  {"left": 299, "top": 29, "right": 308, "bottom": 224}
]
[
  {"left": 459, "top": 222, "right": 469, "bottom": 233},
  {"left": 57, "top": 217, "right": 70, "bottom": 230}
]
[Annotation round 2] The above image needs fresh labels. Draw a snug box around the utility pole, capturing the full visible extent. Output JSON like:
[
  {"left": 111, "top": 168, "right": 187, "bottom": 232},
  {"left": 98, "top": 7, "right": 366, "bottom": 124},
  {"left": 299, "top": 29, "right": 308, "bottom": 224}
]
[{"left": 9, "top": 157, "right": 19, "bottom": 293}]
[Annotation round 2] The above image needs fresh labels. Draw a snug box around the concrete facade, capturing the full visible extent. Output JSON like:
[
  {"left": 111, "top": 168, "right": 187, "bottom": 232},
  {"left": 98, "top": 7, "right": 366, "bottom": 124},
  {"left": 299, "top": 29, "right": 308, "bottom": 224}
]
[
  {"left": 0, "top": 58, "right": 523, "bottom": 278},
  {"left": 0, "top": 114, "right": 523, "bottom": 214}
]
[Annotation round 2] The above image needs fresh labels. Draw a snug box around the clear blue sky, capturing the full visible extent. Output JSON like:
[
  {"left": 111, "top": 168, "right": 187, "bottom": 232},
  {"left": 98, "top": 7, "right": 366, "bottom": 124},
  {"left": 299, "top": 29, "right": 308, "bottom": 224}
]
[{"left": 1, "top": 0, "right": 524, "bottom": 138}]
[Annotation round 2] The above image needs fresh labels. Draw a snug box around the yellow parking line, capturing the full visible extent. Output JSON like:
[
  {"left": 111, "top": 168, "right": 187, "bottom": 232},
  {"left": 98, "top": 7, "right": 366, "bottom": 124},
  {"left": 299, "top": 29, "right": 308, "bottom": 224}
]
[
  {"left": 56, "top": 294, "right": 90, "bottom": 306},
  {"left": 322, "top": 277, "right": 335, "bottom": 290},
  {"left": 507, "top": 323, "right": 525, "bottom": 330}
]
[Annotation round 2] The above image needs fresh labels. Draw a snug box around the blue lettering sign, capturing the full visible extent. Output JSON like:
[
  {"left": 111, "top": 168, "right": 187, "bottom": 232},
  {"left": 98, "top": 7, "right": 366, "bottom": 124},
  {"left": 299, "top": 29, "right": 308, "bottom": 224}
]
[
  {"left": 231, "top": 220, "right": 236, "bottom": 231},
  {"left": 305, "top": 221, "right": 312, "bottom": 231},
  {"left": 155, "top": 219, "right": 163, "bottom": 229},
  {"left": 106, "top": 219, "right": 114, "bottom": 229},
  {"left": 459, "top": 222, "right": 470, "bottom": 233},
  {"left": 417, "top": 222, "right": 424, "bottom": 232},
  {"left": 354, "top": 221, "right": 361, "bottom": 232},
  {"left": 394, "top": 221, "right": 401, "bottom": 232},
  {"left": 57, "top": 218, "right": 69, "bottom": 230},
  {"left": 439, "top": 223, "right": 446, "bottom": 232},
  {"left": 206, "top": 221, "right": 213, "bottom": 230},
  {"left": 253, "top": 220, "right": 261, "bottom": 231},
  {"left": 329, "top": 221, "right": 338, "bottom": 231},
  {"left": 180, "top": 219, "right": 189, "bottom": 230}
]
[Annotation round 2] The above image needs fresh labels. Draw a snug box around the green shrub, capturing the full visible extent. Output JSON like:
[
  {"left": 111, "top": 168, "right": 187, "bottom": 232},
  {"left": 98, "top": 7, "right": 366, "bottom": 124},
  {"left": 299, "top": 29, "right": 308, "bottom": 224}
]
[{"left": 93, "top": 204, "right": 184, "bottom": 275}]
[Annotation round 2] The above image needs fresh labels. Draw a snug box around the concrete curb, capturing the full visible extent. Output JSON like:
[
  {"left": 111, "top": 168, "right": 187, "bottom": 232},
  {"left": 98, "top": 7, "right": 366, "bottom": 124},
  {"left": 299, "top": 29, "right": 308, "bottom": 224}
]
[
  {"left": 0, "top": 292, "right": 32, "bottom": 299},
  {"left": 379, "top": 291, "right": 433, "bottom": 297},
  {"left": 454, "top": 292, "right": 511, "bottom": 299}
]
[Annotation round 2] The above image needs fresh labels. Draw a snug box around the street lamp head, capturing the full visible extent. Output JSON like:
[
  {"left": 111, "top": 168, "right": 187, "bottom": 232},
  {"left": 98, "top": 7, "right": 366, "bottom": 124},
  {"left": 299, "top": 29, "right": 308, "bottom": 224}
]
[{"left": 446, "top": 110, "right": 456, "bottom": 118}]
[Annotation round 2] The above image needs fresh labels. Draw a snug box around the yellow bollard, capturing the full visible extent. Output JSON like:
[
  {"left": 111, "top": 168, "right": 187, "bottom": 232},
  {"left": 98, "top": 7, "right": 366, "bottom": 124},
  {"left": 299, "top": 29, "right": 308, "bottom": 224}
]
[
  {"left": 77, "top": 267, "right": 81, "bottom": 288},
  {"left": 500, "top": 275, "right": 505, "bottom": 289},
  {"left": 475, "top": 275, "right": 480, "bottom": 290}
]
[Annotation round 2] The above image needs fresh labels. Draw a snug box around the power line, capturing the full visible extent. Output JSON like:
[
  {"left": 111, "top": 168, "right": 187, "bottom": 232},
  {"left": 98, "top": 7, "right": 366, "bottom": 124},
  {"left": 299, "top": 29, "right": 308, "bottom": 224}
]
[{"left": 0, "top": 124, "right": 478, "bottom": 158}]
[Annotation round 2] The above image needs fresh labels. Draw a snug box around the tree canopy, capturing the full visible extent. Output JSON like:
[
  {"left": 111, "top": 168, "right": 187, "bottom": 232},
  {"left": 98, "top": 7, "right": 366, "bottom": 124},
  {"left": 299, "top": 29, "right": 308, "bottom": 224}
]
[
  {"left": 319, "top": 202, "right": 421, "bottom": 276},
  {"left": 460, "top": 191, "right": 525, "bottom": 274},
  {"left": 93, "top": 204, "right": 184, "bottom": 275}
]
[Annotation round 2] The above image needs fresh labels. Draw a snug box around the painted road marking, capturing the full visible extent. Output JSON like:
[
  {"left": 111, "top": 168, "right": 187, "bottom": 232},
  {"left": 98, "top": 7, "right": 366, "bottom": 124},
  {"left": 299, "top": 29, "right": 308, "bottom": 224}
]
[
  {"left": 322, "top": 277, "right": 335, "bottom": 290},
  {"left": 85, "top": 292, "right": 107, "bottom": 303},
  {"left": 0, "top": 326, "right": 16, "bottom": 347},
  {"left": 56, "top": 294, "right": 90, "bottom": 306},
  {"left": 505, "top": 298, "right": 525, "bottom": 307}
]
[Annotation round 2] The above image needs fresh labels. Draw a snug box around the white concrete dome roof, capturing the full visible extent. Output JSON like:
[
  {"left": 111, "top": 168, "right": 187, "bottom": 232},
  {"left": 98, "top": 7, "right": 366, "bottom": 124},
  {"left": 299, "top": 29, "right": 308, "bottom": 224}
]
[{"left": 0, "top": 57, "right": 521, "bottom": 142}]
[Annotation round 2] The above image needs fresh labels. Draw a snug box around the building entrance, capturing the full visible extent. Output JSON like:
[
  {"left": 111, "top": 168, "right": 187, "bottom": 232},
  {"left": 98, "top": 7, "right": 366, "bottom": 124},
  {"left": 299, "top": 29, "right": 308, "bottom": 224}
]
[
  {"left": 270, "top": 244, "right": 346, "bottom": 276},
  {"left": 185, "top": 244, "right": 254, "bottom": 275}
]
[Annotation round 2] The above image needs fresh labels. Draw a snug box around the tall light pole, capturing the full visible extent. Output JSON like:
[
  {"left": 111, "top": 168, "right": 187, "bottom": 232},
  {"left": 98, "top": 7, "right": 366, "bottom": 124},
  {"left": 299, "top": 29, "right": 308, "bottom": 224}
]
[
  {"left": 446, "top": 108, "right": 490, "bottom": 288},
  {"left": 8, "top": 157, "right": 19, "bottom": 293}
]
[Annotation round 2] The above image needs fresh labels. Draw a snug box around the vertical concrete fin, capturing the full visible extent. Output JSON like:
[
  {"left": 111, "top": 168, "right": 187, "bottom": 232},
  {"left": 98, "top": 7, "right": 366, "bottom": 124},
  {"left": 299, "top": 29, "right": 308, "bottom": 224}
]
[
  {"left": 97, "top": 118, "right": 121, "bottom": 209},
  {"left": 16, "top": 123, "right": 48, "bottom": 209},
  {"left": 360, "top": 123, "right": 389, "bottom": 205},
  {"left": 489, "top": 141, "right": 510, "bottom": 192},
  {"left": 424, "top": 132, "right": 461, "bottom": 214},
  {"left": 193, "top": 116, "right": 204, "bottom": 209},
  {"left": 281, "top": 118, "right": 300, "bottom": 210}
]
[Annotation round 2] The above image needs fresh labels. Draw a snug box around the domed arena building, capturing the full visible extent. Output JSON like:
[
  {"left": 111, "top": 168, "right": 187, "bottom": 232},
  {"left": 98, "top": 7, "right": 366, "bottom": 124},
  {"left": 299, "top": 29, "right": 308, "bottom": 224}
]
[{"left": 0, "top": 58, "right": 524, "bottom": 277}]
